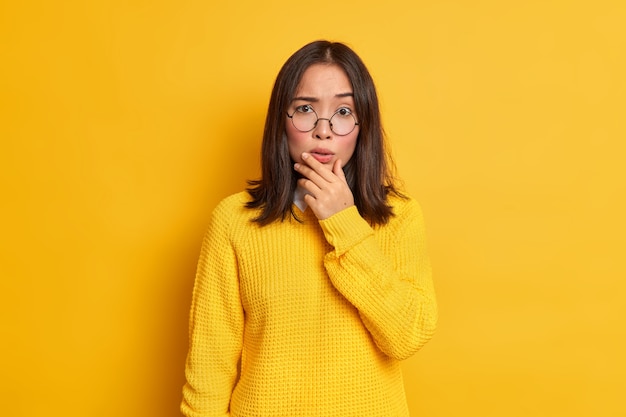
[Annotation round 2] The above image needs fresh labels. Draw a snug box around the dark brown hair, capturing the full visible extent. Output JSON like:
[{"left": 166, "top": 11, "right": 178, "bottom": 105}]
[{"left": 246, "top": 40, "right": 403, "bottom": 225}]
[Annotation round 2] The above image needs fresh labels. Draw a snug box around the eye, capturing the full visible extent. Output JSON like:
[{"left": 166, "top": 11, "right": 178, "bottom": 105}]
[
  {"left": 335, "top": 107, "right": 353, "bottom": 117},
  {"left": 295, "top": 104, "right": 314, "bottom": 113}
]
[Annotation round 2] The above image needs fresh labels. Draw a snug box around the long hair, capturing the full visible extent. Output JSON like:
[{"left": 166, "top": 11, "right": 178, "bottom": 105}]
[{"left": 246, "top": 40, "right": 403, "bottom": 226}]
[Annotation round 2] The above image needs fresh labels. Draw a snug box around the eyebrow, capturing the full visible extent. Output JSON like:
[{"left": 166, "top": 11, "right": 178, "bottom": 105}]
[{"left": 291, "top": 92, "right": 354, "bottom": 102}]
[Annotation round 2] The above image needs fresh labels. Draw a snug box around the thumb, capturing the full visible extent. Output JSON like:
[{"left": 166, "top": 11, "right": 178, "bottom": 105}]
[{"left": 333, "top": 159, "right": 348, "bottom": 183}]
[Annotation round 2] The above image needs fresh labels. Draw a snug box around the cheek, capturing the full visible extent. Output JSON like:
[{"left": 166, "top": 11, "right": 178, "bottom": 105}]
[
  {"left": 285, "top": 125, "right": 307, "bottom": 161},
  {"left": 340, "top": 133, "right": 359, "bottom": 165}
]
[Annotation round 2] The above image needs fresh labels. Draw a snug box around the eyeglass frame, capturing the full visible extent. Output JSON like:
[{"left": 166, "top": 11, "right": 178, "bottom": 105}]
[{"left": 286, "top": 107, "right": 360, "bottom": 136}]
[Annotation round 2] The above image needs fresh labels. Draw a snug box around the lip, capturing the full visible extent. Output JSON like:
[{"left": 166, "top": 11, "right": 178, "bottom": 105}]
[{"left": 309, "top": 148, "right": 334, "bottom": 164}]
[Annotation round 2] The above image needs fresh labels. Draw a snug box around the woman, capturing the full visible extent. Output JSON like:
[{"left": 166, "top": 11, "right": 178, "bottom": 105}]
[{"left": 181, "top": 40, "right": 437, "bottom": 417}]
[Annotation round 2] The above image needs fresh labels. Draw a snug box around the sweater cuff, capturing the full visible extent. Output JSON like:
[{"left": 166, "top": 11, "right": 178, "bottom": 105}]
[{"left": 319, "top": 206, "right": 373, "bottom": 256}]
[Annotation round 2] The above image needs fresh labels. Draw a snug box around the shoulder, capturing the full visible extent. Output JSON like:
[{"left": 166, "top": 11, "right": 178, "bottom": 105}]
[
  {"left": 378, "top": 192, "right": 427, "bottom": 236},
  {"left": 387, "top": 192, "right": 424, "bottom": 219},
  {"left": 208, "top": 191, "right": 258, "bottom": 229},
  {"left": 213, "top": 191, "right": 252, "bottom": 213}
]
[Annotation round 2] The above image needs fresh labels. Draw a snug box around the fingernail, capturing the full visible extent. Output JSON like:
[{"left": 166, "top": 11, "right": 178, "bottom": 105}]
[
  {"left": 301, "top": 152, "right": 309, "bottom": 159},
  {"left": 294, "top": 163, "right": 300, "bottom": 169}
]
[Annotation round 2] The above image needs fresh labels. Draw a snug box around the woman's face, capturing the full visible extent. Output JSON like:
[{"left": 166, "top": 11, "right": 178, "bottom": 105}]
[{"left": 285, "top": 64, "right": 359, "bottom": 167}]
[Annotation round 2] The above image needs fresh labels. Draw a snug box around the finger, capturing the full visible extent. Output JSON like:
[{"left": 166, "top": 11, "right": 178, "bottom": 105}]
[
  {"left": 294, "top": 162, "right": 325, "bottom": 188},
  {"left": 332, "top": 159, "right": 348, "bottom": 184},
  {"left": 301, "top": 153, "right": 337, "bottom": 182},
  {"left": 297, "top": 177, "right": 321, "bottom": 196},
  {"left": 302, "top": 192, "right": 317, "bottom": 208}
]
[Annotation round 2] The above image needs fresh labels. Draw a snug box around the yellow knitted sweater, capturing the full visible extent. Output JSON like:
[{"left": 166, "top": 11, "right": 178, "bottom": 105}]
[{"left": 181, "top": 191, "right": 437, "bottom": 417}]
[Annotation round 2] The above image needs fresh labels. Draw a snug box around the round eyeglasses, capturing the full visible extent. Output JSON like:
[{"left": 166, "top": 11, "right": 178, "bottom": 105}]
[{"left": 287, "top": 105, "right": 359, "bottom": 136}]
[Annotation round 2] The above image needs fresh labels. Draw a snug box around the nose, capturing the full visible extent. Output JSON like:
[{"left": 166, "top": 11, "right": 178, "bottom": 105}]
[{"left": 313, "top": 117, "right": 332, "bottom": 140}]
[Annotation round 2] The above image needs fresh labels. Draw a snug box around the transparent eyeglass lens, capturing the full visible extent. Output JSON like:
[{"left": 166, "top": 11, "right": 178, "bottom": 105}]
[{"left": 291, "top": 109, "right": 357, "bottom": 136}]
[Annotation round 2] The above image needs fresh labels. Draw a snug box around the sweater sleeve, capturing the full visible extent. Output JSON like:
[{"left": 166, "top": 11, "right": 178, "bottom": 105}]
[
  {"left": 319, "top": 199, "right": 437, "bottom": 360},
  {"left": 181, "top": 201, "right": 244, "bottom": 417}
]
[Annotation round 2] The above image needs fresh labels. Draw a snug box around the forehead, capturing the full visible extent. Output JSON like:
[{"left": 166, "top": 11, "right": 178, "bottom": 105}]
[{"left": 295, "top": 64, "right": 352, "bottom": 96}]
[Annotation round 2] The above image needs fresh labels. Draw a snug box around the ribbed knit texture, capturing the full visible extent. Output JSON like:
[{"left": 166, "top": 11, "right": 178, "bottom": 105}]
[{"left": 181, "top": 191, "right": 437, "bottom": 417}]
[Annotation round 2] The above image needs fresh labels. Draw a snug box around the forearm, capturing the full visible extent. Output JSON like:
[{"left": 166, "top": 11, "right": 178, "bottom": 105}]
[{"left": 320, "top": 203, "right": 437, "bottom": 359}]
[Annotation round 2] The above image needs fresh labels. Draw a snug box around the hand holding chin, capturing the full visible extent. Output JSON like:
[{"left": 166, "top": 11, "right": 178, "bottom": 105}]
[{"left": 294, "top": 153, "right": 355, "bottom": 220}]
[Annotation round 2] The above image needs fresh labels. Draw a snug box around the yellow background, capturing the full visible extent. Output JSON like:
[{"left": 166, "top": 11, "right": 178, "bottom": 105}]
[{"left": 1, "top": 1, "right": 624, "bottom": 416}]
